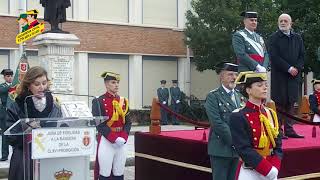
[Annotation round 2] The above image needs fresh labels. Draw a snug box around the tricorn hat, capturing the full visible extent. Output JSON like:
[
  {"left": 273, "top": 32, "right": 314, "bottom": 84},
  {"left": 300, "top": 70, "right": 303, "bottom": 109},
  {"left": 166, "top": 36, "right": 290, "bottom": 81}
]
[
  {"left": 311, "top": 79, "right": 320, "bottom": 85},
  {"left": 100, "top": 71, "right": 120, "bottom": 81},
  {"left": 235, "top": 71, "right": 267, "bottom": 85},
  {"left": 26, "top": 9, "right": 39, "bottom": 15}
]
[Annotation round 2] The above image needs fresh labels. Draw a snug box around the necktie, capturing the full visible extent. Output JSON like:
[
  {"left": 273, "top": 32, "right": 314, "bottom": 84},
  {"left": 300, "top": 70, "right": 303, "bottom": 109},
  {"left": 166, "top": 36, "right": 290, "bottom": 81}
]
[{"left": 229, "top": 91, "right": 237, "bottom": 108}]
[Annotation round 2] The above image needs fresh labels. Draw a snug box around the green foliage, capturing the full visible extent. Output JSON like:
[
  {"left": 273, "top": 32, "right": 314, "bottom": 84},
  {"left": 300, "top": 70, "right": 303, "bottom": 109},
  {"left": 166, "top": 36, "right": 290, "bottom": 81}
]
[
  {"left": 179, "top": 92, "right": 208, "bottom": 122},
  {"left": 185, "top": 0, "right": 280, "bottom": 71}
]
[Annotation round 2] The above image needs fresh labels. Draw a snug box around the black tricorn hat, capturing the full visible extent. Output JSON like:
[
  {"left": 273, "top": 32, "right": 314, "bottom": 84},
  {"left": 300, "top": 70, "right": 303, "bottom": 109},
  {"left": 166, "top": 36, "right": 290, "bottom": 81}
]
[
  {"left": 240, "top": 11, "right": 258, "bottom": 18},
  {"left": 215, "top": 62, "right": 238, "bottom": 74},
  {"left": 1, "top": 69, "right": 13, "bottom": 76},
  {"left": 172, "top": 80, "right": 178, "bottom": 83}
]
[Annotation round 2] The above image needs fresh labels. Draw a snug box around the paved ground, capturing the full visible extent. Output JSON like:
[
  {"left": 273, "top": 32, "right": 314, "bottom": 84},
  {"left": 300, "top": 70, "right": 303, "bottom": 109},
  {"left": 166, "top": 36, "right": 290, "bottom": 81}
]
[{"left": 0, "top": 125, "right": 195, "bottom": 180}]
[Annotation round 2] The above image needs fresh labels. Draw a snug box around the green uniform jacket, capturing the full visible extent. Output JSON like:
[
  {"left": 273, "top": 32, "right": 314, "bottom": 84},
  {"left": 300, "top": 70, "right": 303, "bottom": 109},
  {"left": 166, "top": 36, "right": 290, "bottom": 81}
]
[
  {"left": 169, "top": 86, "right": 181, "bottom": 104},
  {"left": 0, "top": 83, "right": 10, "bottom": 107},
  {"left": 232, "top": 29, "right": 269, "bottom": 72},
  {"left": 0, "top": 83, "right": 10, "bottom": 134},
  {"left": 205, "top": 86, "right": 242, "bottom": 157},
  {"left": 157, "top": 87, "right": 169, "bottom": 104}
]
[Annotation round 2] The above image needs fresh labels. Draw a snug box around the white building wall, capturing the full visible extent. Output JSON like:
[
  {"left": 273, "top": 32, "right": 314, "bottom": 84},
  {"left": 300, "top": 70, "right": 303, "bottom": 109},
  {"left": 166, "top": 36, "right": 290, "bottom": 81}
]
[{"left": 129, "top": 55, "right": 143, "bottom": 109}]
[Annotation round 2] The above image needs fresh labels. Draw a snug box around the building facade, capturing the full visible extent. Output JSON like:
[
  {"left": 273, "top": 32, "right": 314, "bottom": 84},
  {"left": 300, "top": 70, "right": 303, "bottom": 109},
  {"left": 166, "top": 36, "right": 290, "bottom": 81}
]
[{"left": 0, "top": 0, "right": 219, "bottom": 109}]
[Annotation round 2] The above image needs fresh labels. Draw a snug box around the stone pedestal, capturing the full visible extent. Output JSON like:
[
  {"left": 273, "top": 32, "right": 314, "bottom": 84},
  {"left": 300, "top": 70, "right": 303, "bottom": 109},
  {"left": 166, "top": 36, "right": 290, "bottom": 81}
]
[{"left": 33, "top": 33, "right": 80, "bottom": 94}]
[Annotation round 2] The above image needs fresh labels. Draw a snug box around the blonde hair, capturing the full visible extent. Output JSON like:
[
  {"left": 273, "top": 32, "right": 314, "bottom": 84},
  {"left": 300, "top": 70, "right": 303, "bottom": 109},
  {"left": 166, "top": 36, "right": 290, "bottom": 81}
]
[{"left": 17, "top": 66, "right": 49, "bottom": 96}]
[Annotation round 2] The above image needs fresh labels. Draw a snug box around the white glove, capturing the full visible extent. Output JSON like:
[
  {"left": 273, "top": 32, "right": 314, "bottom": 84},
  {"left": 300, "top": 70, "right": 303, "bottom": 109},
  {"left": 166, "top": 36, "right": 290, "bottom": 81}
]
[
  {"left": 115, "top": 137, "right": 126, "bottom": 148},
  {"left": 162, "top": 101, "right": 167, "bottom": 105},
  {"left": 266, "top": 166, "right": 278, "bottom": 180},
  {"left": 176, "top": 100, "right": 180, "bottom": 103},
  {"left": 256, "top": 64, "right": 267, "bottom": 72}
]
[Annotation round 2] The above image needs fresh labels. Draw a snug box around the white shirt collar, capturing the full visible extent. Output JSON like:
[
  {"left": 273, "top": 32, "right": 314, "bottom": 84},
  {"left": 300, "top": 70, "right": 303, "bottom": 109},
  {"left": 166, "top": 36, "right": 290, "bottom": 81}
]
[
  {"left": 5, "top": 82, "right": 11, "bottom": 86},
  {"left": 222, "top": 84, "right": 234, "bottom": 94},
  {"left": 245, "top": 28, "right": 254, "bottom": 34},
  {"left": 32, "top": 96, "right": 46, "bottom": 112}
]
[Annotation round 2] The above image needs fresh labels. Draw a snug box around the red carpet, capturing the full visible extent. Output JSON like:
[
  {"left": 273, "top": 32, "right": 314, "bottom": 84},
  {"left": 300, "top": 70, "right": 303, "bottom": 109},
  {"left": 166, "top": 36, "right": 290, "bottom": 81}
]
[
  {"left": 282, "top": 125, "right": 320, "bottom": 149},
  {"left": 135, "top": 125, "right": 320, "bottom": 180},
  {"left": 160, "top": 125, "right": 320, "bottom": 149}
]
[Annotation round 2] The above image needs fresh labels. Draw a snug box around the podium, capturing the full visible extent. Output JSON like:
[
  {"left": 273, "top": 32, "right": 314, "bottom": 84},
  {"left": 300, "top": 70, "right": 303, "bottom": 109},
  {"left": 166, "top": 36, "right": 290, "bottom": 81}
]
[{"left": 4, "top": 117, "right": 104, "bottom": 180}]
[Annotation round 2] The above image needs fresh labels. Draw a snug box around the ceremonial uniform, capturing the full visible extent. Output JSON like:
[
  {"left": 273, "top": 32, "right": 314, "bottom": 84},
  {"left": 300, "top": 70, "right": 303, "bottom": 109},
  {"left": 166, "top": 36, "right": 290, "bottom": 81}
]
[
  {"left": 230, "top": 72, "right": 283, "bottom": 180},
  {"left": 232, "top": 12, "right": 269, "bottom": 72},
  {"left": 92, "top": 72, "right": 131, "bottom": 180},
  {"left": 0, "top": 69, "right": 13, "bottom": 161},
  {"left": 205, "top": 63, "right": 241, "bottom": 180},
  {"left": 309, "top": 80, "right": 320, "bottom": 122},
  {"left": 157, "top": 80, "right": 169, "bottom": 125},
  {"left": 0, "top": 82, "right": 10, "bottom": 160},
  {"left": 170, "top": 80, "right": 181, "bottom": 125}
]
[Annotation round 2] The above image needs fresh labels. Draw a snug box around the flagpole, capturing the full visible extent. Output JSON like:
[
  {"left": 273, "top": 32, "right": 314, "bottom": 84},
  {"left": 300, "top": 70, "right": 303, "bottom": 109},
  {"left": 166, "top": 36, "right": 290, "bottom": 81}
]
[{"left": 18, "top": 0, "right": 27, "bottom": 58}]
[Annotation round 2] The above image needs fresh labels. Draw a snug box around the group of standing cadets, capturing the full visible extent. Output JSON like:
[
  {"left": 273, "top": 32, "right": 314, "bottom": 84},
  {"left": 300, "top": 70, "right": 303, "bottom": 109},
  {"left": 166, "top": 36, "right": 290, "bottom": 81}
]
[{"left": 157, "top": 80, "right": 182, "bottom": 125}]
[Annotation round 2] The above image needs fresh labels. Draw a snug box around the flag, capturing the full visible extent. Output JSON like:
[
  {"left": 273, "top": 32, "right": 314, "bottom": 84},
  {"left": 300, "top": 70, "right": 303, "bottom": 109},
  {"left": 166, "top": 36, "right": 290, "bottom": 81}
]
[{"left": 7, "top": 54, "right": 29, "bottom": 106}]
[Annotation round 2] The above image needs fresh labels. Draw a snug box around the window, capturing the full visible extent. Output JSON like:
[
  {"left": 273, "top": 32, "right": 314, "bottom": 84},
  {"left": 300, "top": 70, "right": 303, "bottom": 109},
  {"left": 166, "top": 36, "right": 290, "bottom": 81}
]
[
  {"left": 0, "top": 0, "right": 9, "bottom": 14},
  {"left": 88, "top": 54, "right": 129, "bottom": 99},
  {"left": 89, "top": 0, "right": 128, "bottom": 23},
  {"left": 142, "top": 56, "right": 177, "bottom": 106},
  {"left": 143, "top": 0, "right": 178, "bottom": 27}
]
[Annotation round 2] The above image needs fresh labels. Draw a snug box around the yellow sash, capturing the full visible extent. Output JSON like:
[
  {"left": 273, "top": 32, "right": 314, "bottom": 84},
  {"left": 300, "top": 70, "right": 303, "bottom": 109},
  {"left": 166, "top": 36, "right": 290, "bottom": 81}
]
[
  {"left": 107, "top": 97, "right": 129, "bottom": 127},
  {"left": 257, "top": 108, "right": 279, "bottom": 156}
]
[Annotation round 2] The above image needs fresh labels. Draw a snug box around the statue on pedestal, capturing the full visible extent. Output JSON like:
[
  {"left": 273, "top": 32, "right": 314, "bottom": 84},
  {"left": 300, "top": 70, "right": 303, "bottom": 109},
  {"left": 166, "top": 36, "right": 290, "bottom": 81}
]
[{"left": 40, "top": 0, "right": 71, "bottom": 33}]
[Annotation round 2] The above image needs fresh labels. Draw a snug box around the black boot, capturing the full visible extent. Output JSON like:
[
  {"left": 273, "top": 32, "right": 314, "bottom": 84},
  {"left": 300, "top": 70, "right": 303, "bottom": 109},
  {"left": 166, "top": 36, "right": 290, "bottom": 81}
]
[{"left": 113, "top": 175, "right": 124, "bottom": 180}]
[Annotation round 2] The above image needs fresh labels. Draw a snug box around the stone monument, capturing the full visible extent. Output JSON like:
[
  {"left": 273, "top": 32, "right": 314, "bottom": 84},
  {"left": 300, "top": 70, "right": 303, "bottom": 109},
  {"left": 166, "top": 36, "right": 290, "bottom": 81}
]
[
  {"left": 33, "top": 0, "right": 79, "bottom": 95},
  {"left": 33, "top": 33, "right": 79, "bottom": 94}
]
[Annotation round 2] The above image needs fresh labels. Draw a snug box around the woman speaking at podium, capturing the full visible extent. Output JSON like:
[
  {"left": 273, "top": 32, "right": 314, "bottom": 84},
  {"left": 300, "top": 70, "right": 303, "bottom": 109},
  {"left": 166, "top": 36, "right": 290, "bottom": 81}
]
[{"left": 6, "top": 66, "right": 62, "bottom": 180}]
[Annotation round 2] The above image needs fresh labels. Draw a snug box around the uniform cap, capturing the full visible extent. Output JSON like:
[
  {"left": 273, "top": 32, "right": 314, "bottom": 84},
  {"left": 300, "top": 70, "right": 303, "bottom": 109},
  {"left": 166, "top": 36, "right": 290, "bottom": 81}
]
[
  {"left": 17, "top": 13, "right": 27, "bottom": 21},
  {"left": 160, "top": 80, "right": 166, "bottom": 84},
  {"left": 240, "top": 11, "right": 258, "bottom": 18},
  {"left": 215, "top": 62, "right": 238, "bottom": 74},
  {"left": 1, "top": 69, "right": 13, "bottom": 76}
]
